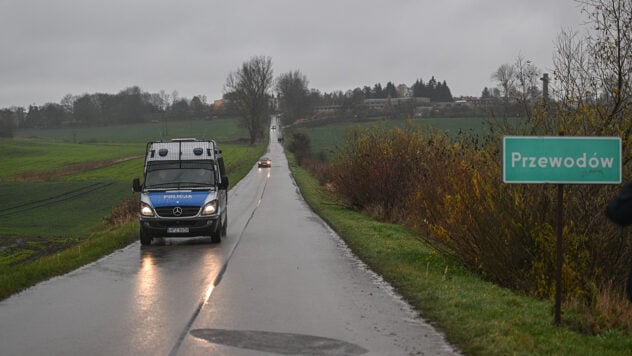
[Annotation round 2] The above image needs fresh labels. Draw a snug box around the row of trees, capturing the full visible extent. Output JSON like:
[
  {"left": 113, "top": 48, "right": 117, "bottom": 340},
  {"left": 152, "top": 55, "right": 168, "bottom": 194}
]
[
  {"left": 0, "top": 87, "right": 213, "bottom": 134},
  {"left": 340, "top": 78, "right": 454, "bottom": 102}
]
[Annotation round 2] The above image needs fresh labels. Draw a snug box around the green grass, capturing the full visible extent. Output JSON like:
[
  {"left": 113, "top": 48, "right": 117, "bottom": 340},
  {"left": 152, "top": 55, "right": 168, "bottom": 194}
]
[
  {"left": 0, "top": 139, "right": 143, "bottom": 180},
  {"left": 0, "top": 181, "right": 130, "bottom": 237},
  {"left": 62, "top": 157, "right": 145, "bottom": 181},
  {"left": 0, "top": 223, "right": 140, "bottom": 300},
  {"left": 15, "top": 118, "right": 245, "bottom": 143},
  {"left": 288, "top": 154, "right": 632, "bottom": 355}
]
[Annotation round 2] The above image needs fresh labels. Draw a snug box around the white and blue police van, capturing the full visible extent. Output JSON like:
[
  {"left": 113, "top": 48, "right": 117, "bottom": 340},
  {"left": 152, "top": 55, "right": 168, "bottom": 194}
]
[{"left": 132, "top": 138, "right": 229, "bottom": 245}]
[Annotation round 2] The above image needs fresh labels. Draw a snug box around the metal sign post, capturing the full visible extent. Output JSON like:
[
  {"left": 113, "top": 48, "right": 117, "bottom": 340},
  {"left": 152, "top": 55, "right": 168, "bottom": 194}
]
[{"left": 555, "top": 183, "right": 563, "bottom": 325}]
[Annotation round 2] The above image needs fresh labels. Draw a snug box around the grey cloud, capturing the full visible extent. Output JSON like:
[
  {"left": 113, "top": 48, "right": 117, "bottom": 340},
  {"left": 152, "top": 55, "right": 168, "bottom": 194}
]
[{"left": 0, "top": 0, "right": 585, "bottom": 108}]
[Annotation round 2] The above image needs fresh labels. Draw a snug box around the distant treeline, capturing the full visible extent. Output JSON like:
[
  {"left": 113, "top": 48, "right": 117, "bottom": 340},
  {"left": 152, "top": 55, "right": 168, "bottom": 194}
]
[
  {"left": 0, "top": 86, "right": 216, "bottom": 134},
  {"left": 316, "top": 76, "right": 453, "bottom": 105},
  {"left": 0, "top": 76, "right": 455, "bottom": 137},
  {"left": 354, "top": 77, "right": 453, "bottom": 101}
]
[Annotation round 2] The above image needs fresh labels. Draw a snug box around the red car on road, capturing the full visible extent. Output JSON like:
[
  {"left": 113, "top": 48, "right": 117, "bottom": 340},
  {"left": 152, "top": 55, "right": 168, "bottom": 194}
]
[{"left": 258, "top": 157, "right": 271, "bottom": 168}]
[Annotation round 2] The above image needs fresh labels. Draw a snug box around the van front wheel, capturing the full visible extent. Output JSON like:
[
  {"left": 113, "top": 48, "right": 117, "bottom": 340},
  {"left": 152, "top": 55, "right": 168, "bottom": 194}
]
[
  {"left": 221, "top": 212, "right": 228, "bottom": 236},
  {"left": 140, "top": 227, "right": 152, "bottom": 246},
  {"left": 210, "top": 224, "right": 221, "bottom": 243}
]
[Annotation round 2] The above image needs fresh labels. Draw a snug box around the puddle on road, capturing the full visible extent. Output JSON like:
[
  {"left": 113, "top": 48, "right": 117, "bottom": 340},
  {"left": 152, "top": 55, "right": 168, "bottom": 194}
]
[{"left": 190, "top": 328, "right": 368, "bottom": 355}]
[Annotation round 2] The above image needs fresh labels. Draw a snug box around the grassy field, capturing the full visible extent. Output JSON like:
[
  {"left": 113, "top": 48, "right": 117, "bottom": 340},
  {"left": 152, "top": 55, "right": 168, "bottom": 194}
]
[
  {"left": 0, "top": 140, "right": 143, "bottom": 180},
  {"left": 0, "top": 139, "right": 145, "bottom": 239},
  {"left": 0, "top": 119, "right": 266, "bottom": 300},
  {"left": 288, "top": 154, "right": 632, "bottom": 355},
  {"left": 0, "top": 181, "right": 130, "bottom": 237},
  {"left": 15, "top": 117, "right": 244, "bottom": 143},
  {"left": 294, "top": 116, "right": 514, "bottom": 160}
]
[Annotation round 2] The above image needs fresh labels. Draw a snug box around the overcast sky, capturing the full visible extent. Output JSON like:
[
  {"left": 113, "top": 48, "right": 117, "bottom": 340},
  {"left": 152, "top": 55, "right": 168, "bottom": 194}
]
[{"left": 0, "top": 0, "right": 587, "bottom": 108}]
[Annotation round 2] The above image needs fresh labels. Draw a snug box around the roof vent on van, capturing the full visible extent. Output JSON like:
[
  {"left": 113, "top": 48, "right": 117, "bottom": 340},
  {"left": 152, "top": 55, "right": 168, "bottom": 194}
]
[
  {"left": 193, "top": 147, "right": 203, "bottom": 156},
  {"left": 158, "top": 149, "right": 169, "bottom": 157}
]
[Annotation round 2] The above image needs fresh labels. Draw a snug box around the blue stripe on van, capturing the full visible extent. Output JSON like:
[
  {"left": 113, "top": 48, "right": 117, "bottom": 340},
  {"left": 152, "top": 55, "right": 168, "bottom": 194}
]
[{"left": 148, "top": 191, "right": 208, "bottom": 207}]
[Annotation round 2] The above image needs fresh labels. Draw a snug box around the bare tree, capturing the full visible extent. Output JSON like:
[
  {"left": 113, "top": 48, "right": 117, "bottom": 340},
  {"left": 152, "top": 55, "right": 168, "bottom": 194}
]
[
  {"left": 225, "top": 56, "right": 274, "bottom": 144},
  {"left": 60, "top": 94, "right": 76, "bottom": 115},
  {"left": 158, "top": 90, "right": 171, "bottom": 111},
  {"left": 171, "top": 90, "right": 179, "bottom": 107},
  {"left": 513, "top": 55, "right": 542, "bottom": 119},
  {"left": 580, "top": 0, "right": 632, "bottom": 124},
  {"left": 491, "top": 63, "right": 516, "bottom": 101},
  {"left": 551, "top": 1, "right": 632, "bottom": 140},
  {"left": 553, "top": 28, "right": 595, "bottom": 109},
  {"left": 275, "top": 70, "right": 311, "bottom": 126}
]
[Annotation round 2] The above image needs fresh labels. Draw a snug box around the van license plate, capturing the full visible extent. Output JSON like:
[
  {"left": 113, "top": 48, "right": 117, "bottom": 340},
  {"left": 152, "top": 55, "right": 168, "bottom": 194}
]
[{"left": 167, "top": 227, "right": 189, "bottom": 233}]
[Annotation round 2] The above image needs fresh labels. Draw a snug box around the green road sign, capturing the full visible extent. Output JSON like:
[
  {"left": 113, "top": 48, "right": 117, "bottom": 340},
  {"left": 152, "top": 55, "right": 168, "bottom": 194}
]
[{"left": 503, "top": 136, "right": 621, "bottom": 184}]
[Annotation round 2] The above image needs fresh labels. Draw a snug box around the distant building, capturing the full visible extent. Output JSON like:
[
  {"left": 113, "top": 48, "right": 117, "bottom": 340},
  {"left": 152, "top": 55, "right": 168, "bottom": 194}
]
[
  {"left": 212, "top": 97, "right": 276, "bottom": 111},
  {"left": 396, "top": 84, "right": 411, "bottom": 97},
  {"left": 313, "top": 97, "right": 431, "bottom": 115},
  {"left": 213, "top": 99, "right": 227, "bottom": 108},
  {"left": 363, "top": 97, "right": 430, "bottom": 110},
  {"left": 313, "top": 104, "right": 342, "bottom": 113}
]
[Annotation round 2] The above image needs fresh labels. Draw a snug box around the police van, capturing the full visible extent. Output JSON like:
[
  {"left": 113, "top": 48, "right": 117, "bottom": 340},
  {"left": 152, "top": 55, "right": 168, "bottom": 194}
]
[{"left": 132, "top": 138, "right": 229, "bottom": 245}]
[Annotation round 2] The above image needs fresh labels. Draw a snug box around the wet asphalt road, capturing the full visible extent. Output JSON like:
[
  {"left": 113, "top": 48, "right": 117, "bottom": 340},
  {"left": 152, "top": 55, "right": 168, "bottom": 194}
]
[{"left": 0, "top": 119, "right": 458, "bottom": 355}]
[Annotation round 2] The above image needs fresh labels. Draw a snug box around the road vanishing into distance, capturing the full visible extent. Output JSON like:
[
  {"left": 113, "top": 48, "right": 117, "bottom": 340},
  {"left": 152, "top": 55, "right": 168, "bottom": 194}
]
[{"left": 0, "top": 117, "right": 458, "bottom": 355}]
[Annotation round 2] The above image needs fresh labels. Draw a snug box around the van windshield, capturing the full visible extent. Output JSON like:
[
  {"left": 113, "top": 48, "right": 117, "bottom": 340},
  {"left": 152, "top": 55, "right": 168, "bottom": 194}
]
[{"left": 144, "top": 161, "right": 215, "bottom": 189}]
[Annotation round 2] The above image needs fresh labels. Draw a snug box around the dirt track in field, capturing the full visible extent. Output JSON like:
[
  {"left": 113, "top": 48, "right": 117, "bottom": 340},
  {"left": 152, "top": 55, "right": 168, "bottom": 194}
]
[
  {"left": 12, "top": 155, "right": 142, "bottom": 182},
  {"left": 0, "top": 182, "right": 115, "bottom": 218},
  {"left": 0, "top": 235, "right": 79, "bottom": 266}
]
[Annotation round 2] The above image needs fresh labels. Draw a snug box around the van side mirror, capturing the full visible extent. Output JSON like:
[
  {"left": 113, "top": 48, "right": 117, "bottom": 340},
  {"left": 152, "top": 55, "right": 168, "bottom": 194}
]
[
  {"left": 219, "top": 176, "right": 229, "bottom": 190},
  {"left": 132, "top": 178, "right": 142, "bottom": 192}
]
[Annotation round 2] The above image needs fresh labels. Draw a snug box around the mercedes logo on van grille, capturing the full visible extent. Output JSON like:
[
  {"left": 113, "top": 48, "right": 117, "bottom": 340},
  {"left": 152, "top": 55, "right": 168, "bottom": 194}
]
[{"left": 173, "top": 207, "right": 183, "bottom": 216}]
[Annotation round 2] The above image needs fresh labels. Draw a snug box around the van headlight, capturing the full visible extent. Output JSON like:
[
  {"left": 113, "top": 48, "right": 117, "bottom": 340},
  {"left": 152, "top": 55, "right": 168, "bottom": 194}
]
[
  {"left": 140, "top": 202, "right": 155, "bottom": 217},
  {"left": 201, "top": 200, "right": 218, "bottom": 215}
]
